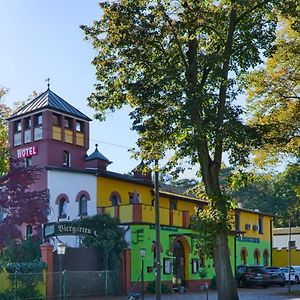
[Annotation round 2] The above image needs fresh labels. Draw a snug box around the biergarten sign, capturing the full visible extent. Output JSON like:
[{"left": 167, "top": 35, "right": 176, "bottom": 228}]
[{"left": 43, "top": 221, "right": 97, "bottom": 238}]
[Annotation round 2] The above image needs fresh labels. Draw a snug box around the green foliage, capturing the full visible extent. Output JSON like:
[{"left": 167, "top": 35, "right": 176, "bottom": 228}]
[
  {"left": 79, "top": 214, "right": 127, "bottom": 270},
  {"left": 198, "top": 267, "right": 207, "bottom": 279},
  {"left": 232, "top": 164, "right": 300, "bottom": 227},
  {"left": 2, "top": 238, "right": 42, "bottom": 263},
  {"left": 246, "top": 17, "right": 300, "bottom": 168},
  {"left": 0, "top": 87, "right": 11, "bottom": 175},
  {"left": 147, "top": 280, "right": 172, "bottom": 293}
]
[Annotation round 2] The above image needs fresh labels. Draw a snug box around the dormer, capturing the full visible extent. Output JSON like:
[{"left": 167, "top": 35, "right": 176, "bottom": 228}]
[{"left": 85, "top": 144, "right": 112, "bottom": 171}]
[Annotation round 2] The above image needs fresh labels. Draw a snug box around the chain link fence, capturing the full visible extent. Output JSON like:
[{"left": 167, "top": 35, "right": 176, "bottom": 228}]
[{"left": 0, "top": 270, "right": 122, "bottom": 299}]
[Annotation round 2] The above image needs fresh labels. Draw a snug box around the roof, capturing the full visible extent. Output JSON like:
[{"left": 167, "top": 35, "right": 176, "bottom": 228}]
[
  {"left": 85, "top": 144, "right": 111, "bottom": 163},
  {"left": 8, "top": 88, "right": 92, "bottom": 121}
]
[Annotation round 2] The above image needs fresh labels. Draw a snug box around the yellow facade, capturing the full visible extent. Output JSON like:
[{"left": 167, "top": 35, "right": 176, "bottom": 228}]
[
  {"left": 65, "top": 129, "right": 73, "bottom": 144},
  {"left": 76, "top": 132, "right": 84, "bottom": 146},
  {"left": 52, "top": 126, "right": 62, "bottom": 141}
]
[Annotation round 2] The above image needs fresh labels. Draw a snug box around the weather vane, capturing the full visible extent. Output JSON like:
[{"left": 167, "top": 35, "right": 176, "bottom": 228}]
[{"left": 45, "top": 77, "right": 50, "bottom": 89}]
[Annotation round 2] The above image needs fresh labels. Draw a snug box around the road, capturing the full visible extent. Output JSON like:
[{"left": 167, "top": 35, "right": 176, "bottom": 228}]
[{"left": 107, "top": 285, "right": 300, "bottom": 300}]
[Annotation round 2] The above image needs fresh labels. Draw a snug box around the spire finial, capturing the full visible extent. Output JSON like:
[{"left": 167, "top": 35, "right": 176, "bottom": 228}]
[
  {"left": 45, "top": 77, "right": 50, "bottom": 90},
  {"left": 95, "top": 144, "right": 98, "bottom": 150}
]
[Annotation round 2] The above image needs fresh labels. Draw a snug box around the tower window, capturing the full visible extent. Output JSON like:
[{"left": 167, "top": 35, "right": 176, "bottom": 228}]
[
  {"left": 35, "top": 114, "right": 43, "bottom": 126},
  {"left": 64, "top": 117, "right": 72, "bottom": 129},
  {"left": 235, "top": 212, "right": 240, "bottom": 231},
  {"left": 79, "top": 195, "right": 88, "bottom": 216},
  {"left": 53, "top": 114, "right": 61, "bottom": 126},
  {"left": 76, "top": 121, "right": 83, "bottom": 132},
  {"left": 63, "top": 151, "right": 70, "bottom": 167},
  {"left": 259, "top": 216, "right": 264, "bottom": 234},
  {"left": 15, "top": 120, "right": 21, "bottom": 132}
]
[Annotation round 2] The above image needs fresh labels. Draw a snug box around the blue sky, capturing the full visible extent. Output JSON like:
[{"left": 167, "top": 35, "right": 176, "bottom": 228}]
[{"left": 0, "top": 0, "right": 140, "bottom": 174}]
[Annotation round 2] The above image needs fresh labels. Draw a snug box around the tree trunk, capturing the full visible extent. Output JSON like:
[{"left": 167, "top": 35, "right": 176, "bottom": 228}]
[{"left": 214, "top": 231, "right": 239, "bottom": 300}]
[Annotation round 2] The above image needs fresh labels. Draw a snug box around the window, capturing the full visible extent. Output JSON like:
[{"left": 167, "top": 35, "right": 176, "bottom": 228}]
[
  {"left": 110, "top": 191, "right": 121, "bottom": 206},
  {"left": 24, "top": 117, "right": 31, "bottom": 129},
  {"left": 241, "top": 248, "right": 247, "bottom": 265},
  {"left": 15, "top": 120, "right": 21, "bottom": 132},
  {"left": 79, "top": 195, "right": 88, "bottom": 216},
  {"left": 14, "top": 120, "right": 22, "bottom": 146},
  {"left": 34, "top": 114, "right": 43, "bottom": 141},
  {"left": 192, "top": 259, "right": 199, "bottom": 274},
  {"left": 64, "top": 117, "right": 71, "bottom": 129},
  {"left": 53, "top": 114, "right": 61, "bottom": 126},
  {"left": 63, "top": 151, "right": 70, "bottom": 167},
  {"left": 129, "top": 190, "right": 140, "bottom": 204},
  {"left": 235, "top": 212, "right": 240, "bottom": 231},
  {"left": 59, "top": 198, "right": 67, "bottom": 218},
  {"left": 76, "top": 121, "right": 83, "bottom": 132},
  {"left": 24, "top": 157, "right": 32, "bottom": 167},
  {"left": 254, "top": 249, "right": 260, "bottom": 265},
  {"left": 26, "top": 224, "right": 33, "bottom": 238},
  {"left": 258, "top": 216, "right": 263, "bottom": 234},
  {"left": 35, "top": 114, "right": 43, "bottom": 126},
  {"left": 263, "top": 249, "right": 269, "bottom": 266},
  {"left": 170, "top": 201, "right": 177, "bottom": 210}
]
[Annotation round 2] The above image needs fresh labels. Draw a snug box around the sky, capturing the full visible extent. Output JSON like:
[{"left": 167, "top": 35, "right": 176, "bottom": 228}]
[{"left": 0, "top": 0, "right": 140, "bottom": 174}]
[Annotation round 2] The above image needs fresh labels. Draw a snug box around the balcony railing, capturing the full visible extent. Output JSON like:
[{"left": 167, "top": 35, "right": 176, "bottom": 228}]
[{"left": 98, "top": 203, "right": 190, "bottom": 228}]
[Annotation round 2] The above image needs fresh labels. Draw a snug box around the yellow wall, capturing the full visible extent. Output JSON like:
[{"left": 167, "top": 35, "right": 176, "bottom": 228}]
[
  {"left": 239, "top": 210, "right": 271, "bottom": 241},
  {"left": 52, "top": 126, "right": 62, "bottom": 141},
  {"left": 273, "top": 248, "right": 300, "bottom": 267},
  {"left": 76, "top": 132, "right": 84, "bottom": 146},
  {"left": 65, "top": 129, "right": 73, "bottom": 144},
  {"left": 97, "top": 177, "right": 153, "bottom": 207}
]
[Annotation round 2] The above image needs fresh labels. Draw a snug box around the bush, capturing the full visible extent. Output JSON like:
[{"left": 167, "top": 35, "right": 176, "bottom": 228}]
[{"left": 147, "top": 281, "right": 172, "bottom": 293}]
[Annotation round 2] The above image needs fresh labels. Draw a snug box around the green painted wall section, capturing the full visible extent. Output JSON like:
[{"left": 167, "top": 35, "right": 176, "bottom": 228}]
[{"left": 130, "top": 225, "right": 271, "bottom": 284}]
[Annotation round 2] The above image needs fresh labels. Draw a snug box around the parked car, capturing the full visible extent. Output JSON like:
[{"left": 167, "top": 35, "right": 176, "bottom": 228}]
[
  {"left": 281, "top": 267, "right": 295, "bottom": 283},
  {"left": 286, "top": 266, "right": 300, "bottom": 284},
  {"left": 265, "top": 266, "right": 285, "bottom": 286},
  {"left": 236, "top": 265, "right": 270, "bottom": 288}
]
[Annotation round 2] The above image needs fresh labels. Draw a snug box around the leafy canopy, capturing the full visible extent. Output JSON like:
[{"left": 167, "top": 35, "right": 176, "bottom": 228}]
[
  {"left": 79, "top": 214, "right": 127, "bottom": 270},
  {"left": 246, "top": 17, "right": 300, "bottom": 167}
]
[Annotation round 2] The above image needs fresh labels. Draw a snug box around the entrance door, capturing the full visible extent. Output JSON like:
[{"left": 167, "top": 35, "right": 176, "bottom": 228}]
[{"left": 172, "top": 240, "right": 185, "bottom": 287}]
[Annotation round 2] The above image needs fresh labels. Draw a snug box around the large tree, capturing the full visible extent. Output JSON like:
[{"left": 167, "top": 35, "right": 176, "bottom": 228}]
[
  {"left": 246, "top": 16, "right": 300, "bottom": 167},
  {"left": 0, "top": 87, "right": 12, "bottom": 175},
  {"left": 0, "top": 158, "right": 49, "bottom": 247},
  {"left": 81, "top": 1, "right": 283, "bottom": 299}
]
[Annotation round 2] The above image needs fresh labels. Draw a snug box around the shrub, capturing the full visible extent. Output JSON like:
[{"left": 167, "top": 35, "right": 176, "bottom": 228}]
[{"left": 147, "top": 281, "right": 172, "bottom": 293}]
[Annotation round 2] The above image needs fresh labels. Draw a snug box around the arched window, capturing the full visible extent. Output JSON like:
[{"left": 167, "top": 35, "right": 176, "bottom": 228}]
[
  {"left": 240, "top": 248, "right": 247, "bottom": 265},
  {"left": 263, "top": 249, "right": 269, "bottom": 266},
  {"left": 63, "top": 151, "right": 70, "bottom": 167},
  {"left": 59, "top": 198, "right": 67, "bottom": 218},
  {"left": 110, "top": 192, "right": 121, "bottom": 207},
  {"left": 254, "top": 249, "right": 260, "bottom": 265},
  {"left": 79, "top": 195, "right": 88, "bottom": 216}
]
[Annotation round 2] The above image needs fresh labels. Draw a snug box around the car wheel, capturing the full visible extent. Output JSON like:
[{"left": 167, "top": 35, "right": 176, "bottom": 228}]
[{"left": 295, "top": 276, "right": 299, "bottom": 284}]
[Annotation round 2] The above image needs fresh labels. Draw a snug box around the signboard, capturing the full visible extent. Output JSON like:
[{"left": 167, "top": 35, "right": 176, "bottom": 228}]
[
  {"left": 289, "top": 240, "right": 296, "bottom": 248},
  {"left": 17, "top": 146, "right": 38, "bottom": 159},
  {"left": 43, "top": 221, "right": 97, "bottom": 238}
]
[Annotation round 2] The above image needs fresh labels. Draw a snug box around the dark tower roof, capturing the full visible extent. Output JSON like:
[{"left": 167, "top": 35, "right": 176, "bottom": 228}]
[
  {"left": 8, "top": 88, "right": 92, "bottom": 121},
  {"left": 85, "top": 144, "right": 111, "bottom": 163}
]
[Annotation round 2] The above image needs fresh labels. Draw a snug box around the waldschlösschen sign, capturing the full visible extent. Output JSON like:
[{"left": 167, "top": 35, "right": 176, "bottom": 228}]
[{"left": 43, "top": 221, "right": 97, "bottom": 238}]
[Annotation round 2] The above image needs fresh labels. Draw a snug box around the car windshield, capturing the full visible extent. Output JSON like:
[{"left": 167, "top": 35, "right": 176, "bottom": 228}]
[
  {"left": 267, "top": 268, "right": 281, "bottom": 273},
  {"left": 249, "top": 267, "right": 266, "bottom": 274},
  {"left": 293, "top": 266, "right": 300, "bottom": 272}
]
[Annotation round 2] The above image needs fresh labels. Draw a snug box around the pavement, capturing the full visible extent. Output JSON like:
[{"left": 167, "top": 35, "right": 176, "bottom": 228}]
[{"left": 105, "top": 285, "right": 300, "bottom": 300}]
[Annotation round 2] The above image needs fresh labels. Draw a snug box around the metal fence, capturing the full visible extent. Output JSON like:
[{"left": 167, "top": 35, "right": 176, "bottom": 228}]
[{"left": 0, "top": 270, "right": 122, "bottom": 299}]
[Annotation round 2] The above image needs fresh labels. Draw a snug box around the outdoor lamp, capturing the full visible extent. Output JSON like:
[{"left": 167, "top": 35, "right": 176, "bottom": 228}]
[{"left": 57, "top": 243, "right": 66, "bottom": 255}]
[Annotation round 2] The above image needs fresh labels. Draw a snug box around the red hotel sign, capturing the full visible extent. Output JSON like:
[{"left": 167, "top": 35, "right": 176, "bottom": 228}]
[{"left": 17, "top": 146, "right": 38, "bottom": 159}]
